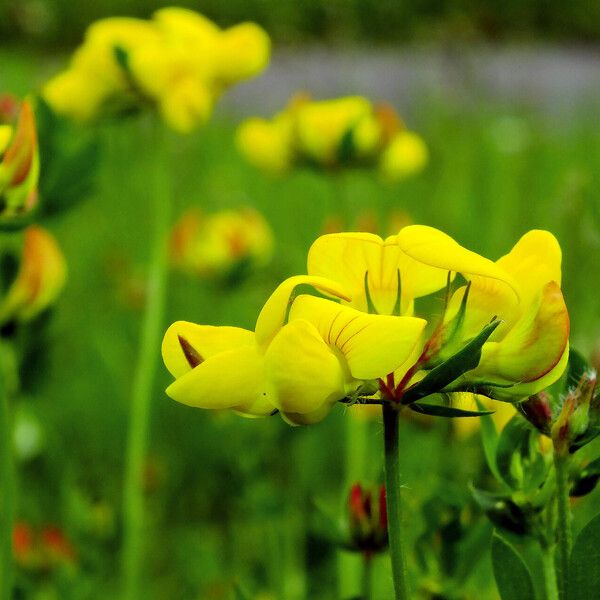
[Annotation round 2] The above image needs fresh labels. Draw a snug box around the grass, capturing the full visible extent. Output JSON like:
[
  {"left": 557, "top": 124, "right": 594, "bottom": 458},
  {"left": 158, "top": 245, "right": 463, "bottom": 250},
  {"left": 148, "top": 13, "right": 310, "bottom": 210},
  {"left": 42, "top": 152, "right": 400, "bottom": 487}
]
[{"left": 2, "top": 48, "right": 600, "bottom": 599}]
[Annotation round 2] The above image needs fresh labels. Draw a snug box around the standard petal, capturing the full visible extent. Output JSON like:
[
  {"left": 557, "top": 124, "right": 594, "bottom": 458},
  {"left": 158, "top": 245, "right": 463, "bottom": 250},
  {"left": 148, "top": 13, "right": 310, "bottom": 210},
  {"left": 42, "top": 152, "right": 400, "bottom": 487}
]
[
  {"left": 254, "top": 275, "right": 350, "bottom": 346},
  {"left": 289, "top": 295, "right": 426, "bottom": 380},
  {"left": 307, "top": 232, "right": 448, "bottom": 314},
  {"left": 165, "top": 345, "right": 266, "bottom": 409},
  {"left": 475, "top": 281, "right": 569, "bottom": 383},
  {"left": 162, "top": 321, "right": 255, "bottom": 378},
  {"left": 397, "top": 225, "right": 519, "bottom": 301},
  {"left": 496, "top": 230, "right": 562, "bottom": 306},
  {"left": 264, "top": 319, "right": 349, "bottom": 415}
]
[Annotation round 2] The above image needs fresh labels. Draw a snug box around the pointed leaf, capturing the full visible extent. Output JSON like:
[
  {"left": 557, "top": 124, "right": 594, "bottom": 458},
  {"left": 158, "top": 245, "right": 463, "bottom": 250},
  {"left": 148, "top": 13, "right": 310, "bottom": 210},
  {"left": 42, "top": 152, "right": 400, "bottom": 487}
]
[
  {"left": 409, "top": 401, "right": 494, "bottom": 418},
  {"left": 402, "top": 319, "right": 500, "bottom": 403},
  {"left": 568, "top": 511, "right": 600, "bottom": 600},
  {"left": 491, "top": 531, "right": 535, "bottom": 600},
  {"left": 571, "top": 456, "right": 600, "bottom": 497},
  {"left": 495, "top": 415, "right": 533, "bottom": 490}
]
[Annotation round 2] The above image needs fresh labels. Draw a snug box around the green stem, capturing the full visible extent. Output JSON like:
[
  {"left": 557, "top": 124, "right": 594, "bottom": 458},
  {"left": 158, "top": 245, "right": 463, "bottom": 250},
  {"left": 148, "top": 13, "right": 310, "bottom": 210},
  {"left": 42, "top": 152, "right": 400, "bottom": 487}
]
[
  {"left": 121, "top": 121, "right": 172, "bottom": 600},
  {"left": 553, "top": 453, "right": 572, "bottom": 600},
  {"left": 540, "top": 542, "right": 560, "bottom": 600},
  {"left": 0, "top": 349, "right": 15, "bottom": 600},
  {"left": 362, "top": 555, "right": 373, "bottom": 600},
  {"left": 382, "top": 404, "right": 410, "bottom": 600}
]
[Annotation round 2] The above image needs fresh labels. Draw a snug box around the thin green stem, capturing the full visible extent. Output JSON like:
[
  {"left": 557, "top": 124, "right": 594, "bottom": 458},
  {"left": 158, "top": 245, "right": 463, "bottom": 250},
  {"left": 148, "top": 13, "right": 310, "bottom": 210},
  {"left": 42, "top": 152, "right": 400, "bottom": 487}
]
[
  {"left": 362, "top": 555, "right": 373, "bottom": 600},
  {"left": 121, "top": 121, "right": 172, "bottom": 600},
  {"left": 0, "top": 348, "right": 15, "bottom": 600},
  {"left": 382, "top": 404, "right": 410, "bottom": 600},
  {"left": 553, "top": 453, "right": 572, "bottom": 600},
  {"left": 540, "top": 542, "right": 560, "bottom": 600}
]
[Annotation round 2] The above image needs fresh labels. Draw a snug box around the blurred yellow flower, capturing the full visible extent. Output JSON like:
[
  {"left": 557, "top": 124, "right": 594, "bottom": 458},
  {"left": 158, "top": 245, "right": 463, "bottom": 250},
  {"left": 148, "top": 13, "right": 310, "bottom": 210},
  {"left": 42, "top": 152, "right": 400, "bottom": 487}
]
[
  {"left": 43, "top": 8, "right": 271, "bottom": 132},
  {"left": 162, "top": 276, "right": 426, "bottom": 424},
  {"left": 0, "top": 226, "right": 67, "bottom": 325},
  {"left": 170, "top": 207, "right": 274, "bottom": 279},
  {"left": 0, "top": 99, "right": 39, "bottom": 223},
  {"left": 236, "top": 94, "right": 428, "bottom": 180}
]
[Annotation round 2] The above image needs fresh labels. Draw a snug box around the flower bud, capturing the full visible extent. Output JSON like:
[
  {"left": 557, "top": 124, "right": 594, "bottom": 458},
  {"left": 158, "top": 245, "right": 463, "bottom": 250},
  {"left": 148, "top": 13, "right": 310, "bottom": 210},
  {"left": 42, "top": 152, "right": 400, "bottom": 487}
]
[
  {"left": 520, "top": 392, "right": 553, "bottom": 436},
  {"left": 0, "top": 226, "right": 67, "bottom": 326},
  {"left": 0, "top": 99, "right": 39, "bottom": 226},
  {"left": 347, "top": 483, "right": 388, "bottom": 556}
]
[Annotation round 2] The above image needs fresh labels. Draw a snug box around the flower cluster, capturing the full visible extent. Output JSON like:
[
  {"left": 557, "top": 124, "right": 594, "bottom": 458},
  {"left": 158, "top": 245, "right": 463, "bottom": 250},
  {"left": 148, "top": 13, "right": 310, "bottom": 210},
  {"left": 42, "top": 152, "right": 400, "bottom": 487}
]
[
  {"left": 0, "top": 98, "right": 39, "bottom": 225},
  {"left": 13, "top": 522, "right": 76, "bottom": 571},
  {"left": 162, "top": 225, "right": 569, "bottom": 425},
  {"left": 170, "top": 207, "right": 273, "bottom": 281},
  {"left": 43, "top": 7, "right": 271, "bottom": 133},
  {"left": 347, "top": 483, "right": 388, "bottom": 557},
  {"left": 236, "top": 94, "right": 428, "bottom": 180}
]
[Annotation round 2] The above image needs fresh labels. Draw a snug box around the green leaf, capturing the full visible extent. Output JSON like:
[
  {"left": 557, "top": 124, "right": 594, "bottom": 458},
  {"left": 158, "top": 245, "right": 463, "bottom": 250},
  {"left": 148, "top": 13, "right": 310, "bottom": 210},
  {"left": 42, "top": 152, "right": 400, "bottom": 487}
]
[
  {"left": 337, "top": 127, "right": 355, "bottom": 164},
  {"left": 409, "top": 401, "right": 494, "bottom": 418},
  {"left": 568, "top": 511, "right": 600, "bottom": 600},
  {"left": 471, "top": 487, "right": 530, "bottom": 535},
  {"left": 476, "top": 398, "right": 503, "bottom": 482},
  {"left": 570, "top": 425, "right": 600, "bottom": 454},
  {"left": 495, "top": 415, "right": 533, "bottom": 490},
  {"left": 564, "top": 347, "right": 590, "bottom": 393},
  {"left": 491, "top": 531, "right": 535, "bottom": 600},
  {"left": 402, "top": 318, "right": 500, "bottom": 403}
]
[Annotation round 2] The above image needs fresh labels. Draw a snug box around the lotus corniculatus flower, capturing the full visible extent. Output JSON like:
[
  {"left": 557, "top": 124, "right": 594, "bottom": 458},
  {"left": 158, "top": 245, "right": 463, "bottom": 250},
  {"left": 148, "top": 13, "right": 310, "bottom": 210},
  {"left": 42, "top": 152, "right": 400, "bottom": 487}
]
[
  {"left": 170, "top": 207, "right": 273, "bottom": 280},
  {"left": 0, "top": 226, "right": 67, "bottom": 325},
  {"left": 43, "top": 8, "right": 270, "bottom": 133},
  {"left": 236, "top": 94, "right": 428, "bottom": 180},
  {"left": 162, "top": 276, "right": 426, "bottom": 424},
  {"left": 0, "top": 99, "right": 39, "bottom": 226},
  {"left": 308, "top": 226, "right": 569, "bottom": 404}
]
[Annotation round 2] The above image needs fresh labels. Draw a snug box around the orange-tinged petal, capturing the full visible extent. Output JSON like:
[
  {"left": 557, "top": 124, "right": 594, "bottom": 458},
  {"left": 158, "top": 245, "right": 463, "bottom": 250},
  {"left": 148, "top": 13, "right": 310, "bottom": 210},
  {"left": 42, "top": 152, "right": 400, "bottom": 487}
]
[
  {"left": 289, "top": 295, "right": 426, "bottom": 380},
  {"left": 161, "top": 321, "right": 255, "bottom": 378},
  {"left": 476, "top": 281, "right": 569, "bottom": 383},
  {"left": 254, "top": 275, "right": 350, "bottom": 346}
]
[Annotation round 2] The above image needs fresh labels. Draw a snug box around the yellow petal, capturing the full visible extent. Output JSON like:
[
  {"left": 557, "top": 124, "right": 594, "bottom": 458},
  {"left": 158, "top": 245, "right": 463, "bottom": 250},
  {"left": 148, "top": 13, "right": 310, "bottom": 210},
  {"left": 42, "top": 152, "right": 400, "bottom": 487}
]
[
  {"left": 496, "top": 230, "right": 562, "bottom": 305},
  {"left": 166, "top": 345, "right": 267, "bottom": 410},
  {"left": 254, "top": 275, "right": 350, "bottom": 347},
  {"left": 281, "top": 404, "right": 335, "bottom": 426},
  {"left": 289, "top": 295, "right": 426, "bottom": 380},
  {"left": 476, "top": 281, "right": 569, "bottom": 383},
  {"left": 264, "top": 319, "right": 348, "bottom": 415},
  {"left": 307, "top": 232, "right": 449, "bottom": 314},
  {"left": 162, "top": 321, "right": 254, "bottom": 378},
  {"left": 397, "top": 225, "right": 520, "bottom": 301}
]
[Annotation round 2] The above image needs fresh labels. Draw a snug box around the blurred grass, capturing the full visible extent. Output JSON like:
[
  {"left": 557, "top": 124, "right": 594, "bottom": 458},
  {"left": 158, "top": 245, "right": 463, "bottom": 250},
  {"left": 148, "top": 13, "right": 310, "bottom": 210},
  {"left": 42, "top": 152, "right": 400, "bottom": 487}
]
[{"left": 3, "top": 49, "right": 600, "bottom": 598}]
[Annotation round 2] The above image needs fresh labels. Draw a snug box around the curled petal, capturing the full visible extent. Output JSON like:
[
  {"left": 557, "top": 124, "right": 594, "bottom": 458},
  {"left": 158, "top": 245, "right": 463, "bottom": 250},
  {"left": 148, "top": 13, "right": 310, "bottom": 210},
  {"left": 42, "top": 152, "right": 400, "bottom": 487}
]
[
  {"left": 254, "top": 275, "right": 350, "bottom": 347},
  {"left": 397, "top": 225, "right": 519, "bottom": 302},
  {"left": 307, "top": 232, "right": 449, "bottom": 314},
  {"left": 166, "top": 345, "right": 267, "bottom": 410},
  {"left": 265, "top": 319, "right": 348, "bottom": 415},
  {"left": 476, "top": 281, "right": 569, "bottom": 384},
  {"left": 289, "top": 295, "right": 426, "bottom": 380},
  {"left": 161, "top": 321, "right": 255, "bottom": 378}
]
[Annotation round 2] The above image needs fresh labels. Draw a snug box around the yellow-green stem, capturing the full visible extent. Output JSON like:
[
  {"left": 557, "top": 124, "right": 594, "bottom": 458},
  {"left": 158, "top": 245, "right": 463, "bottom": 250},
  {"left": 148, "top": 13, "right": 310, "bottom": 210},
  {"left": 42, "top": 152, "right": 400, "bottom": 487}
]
[
  {"left": 121, "top": 122, "right": 172, "bottom": 600},
  {"left": 0, "top": 350, "right": 14, "bottom": 600},
  {"left": 382, "top": 404, "right": 410, "bottom": 600},
  {"left": 553, "top": 453, "right": 572, "bottom": 600},
  {"left": 362, "top": 555, "right": 373, "bottom": 600},
  {"left": 540, "top": 542, "right": 560, "bottom": 600}
]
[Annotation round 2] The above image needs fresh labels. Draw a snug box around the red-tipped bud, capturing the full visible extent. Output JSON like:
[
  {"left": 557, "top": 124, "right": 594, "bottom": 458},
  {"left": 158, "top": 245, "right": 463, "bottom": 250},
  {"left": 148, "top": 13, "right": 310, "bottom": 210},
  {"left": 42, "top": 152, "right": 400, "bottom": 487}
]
[
  {"left": 521, "top": 392, "right": 553, "bottom": 435},
  {"left": 346, "top": 483, "right": 388, "bottom": 556}
]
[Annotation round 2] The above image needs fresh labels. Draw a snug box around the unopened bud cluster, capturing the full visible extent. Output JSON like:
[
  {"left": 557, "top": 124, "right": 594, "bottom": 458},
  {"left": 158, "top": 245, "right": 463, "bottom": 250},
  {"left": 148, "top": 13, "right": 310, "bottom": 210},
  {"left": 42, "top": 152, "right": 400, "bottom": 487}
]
[{"left": 347, "top": 483, "right": 388, "bottom": 557}]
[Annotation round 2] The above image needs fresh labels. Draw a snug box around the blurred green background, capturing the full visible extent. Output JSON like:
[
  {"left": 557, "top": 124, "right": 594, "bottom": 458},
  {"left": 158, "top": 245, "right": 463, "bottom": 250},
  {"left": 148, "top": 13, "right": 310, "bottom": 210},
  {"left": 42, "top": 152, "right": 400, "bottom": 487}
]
[{"left": 2, "top": 2, "right": 600, "bottom": 599}]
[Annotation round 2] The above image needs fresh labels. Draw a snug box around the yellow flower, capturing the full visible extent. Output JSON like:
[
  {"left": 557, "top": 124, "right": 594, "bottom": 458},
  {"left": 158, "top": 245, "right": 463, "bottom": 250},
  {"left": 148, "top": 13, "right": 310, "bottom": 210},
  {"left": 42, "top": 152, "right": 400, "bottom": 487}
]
[
  {"left": 170, "top": 208, "right": 274, "bottom": 279},
  {"left": 162, "top": 276, "right": 426, "bottom": 424},
  {"left": 43, "top": 9, "right": 270, "bottom": 132},
  {"left": 0, "top": 226, "right": 67, "bottom": 325},
  {"left": 216, "top": 22, "right": 271, "bottom": 86},
  {"left": 379, "top": 131, "right": 429, "bottom": 181},
  {"left": 236, "top": 115, "right": 294, "bottom": 175},
  {"left": 0, "top": 99, "right": 39, "bottom": 223},
  {"left": 396, "top": 225, "right": 569, "bottom": 398}
]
